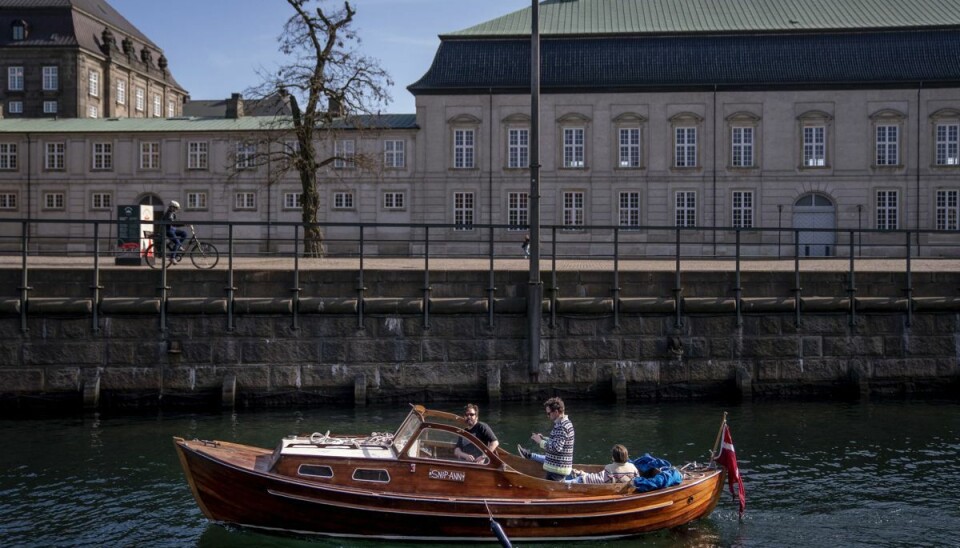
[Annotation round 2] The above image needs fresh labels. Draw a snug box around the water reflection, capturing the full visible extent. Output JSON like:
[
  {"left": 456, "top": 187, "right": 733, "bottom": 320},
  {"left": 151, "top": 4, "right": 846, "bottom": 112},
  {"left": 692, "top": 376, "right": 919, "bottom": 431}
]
[{"left": 0, "top": 400, "right": 957, "bottom": 547}]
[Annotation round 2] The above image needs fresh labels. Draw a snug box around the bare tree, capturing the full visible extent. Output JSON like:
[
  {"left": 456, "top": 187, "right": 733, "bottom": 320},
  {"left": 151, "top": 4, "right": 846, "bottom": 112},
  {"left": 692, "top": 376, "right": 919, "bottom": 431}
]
[{"left": 247, "top": 0, "right": 392, "bottom": 256}]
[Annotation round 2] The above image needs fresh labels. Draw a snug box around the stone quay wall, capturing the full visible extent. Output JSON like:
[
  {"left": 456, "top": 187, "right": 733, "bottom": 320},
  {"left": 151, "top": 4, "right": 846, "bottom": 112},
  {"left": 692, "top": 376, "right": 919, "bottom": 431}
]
[{"left": 1, "top": 266, "right": 958, "bottom": 411}]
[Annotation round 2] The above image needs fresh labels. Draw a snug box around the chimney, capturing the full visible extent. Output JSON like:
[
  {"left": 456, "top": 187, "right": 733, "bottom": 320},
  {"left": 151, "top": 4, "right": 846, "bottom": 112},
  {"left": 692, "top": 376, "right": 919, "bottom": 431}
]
[
  {"left": 225, "top": 93, "right": 244, "bottom": 119},
  {"left": 327, "top": 96, "right": 344, "bottom": 117}
]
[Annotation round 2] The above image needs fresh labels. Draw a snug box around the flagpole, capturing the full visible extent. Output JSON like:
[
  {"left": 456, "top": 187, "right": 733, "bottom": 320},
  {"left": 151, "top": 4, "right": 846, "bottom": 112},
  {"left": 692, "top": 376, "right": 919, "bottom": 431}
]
[{"left": 711, "top": 411, "right": 728, "bottom": 459}]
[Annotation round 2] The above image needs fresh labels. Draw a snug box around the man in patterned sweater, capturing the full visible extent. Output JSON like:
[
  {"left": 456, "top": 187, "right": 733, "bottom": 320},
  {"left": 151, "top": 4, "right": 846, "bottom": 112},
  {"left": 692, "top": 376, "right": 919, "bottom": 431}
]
[{"left": 518, "top": 397, "right": 575, "bottom": 480}]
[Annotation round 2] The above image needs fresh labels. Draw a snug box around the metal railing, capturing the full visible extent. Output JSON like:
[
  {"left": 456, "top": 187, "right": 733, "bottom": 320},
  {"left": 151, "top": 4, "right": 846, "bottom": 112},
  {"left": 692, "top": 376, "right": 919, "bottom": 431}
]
[{"left": 2, "top": 218, "right": 958, "bottom": 333}]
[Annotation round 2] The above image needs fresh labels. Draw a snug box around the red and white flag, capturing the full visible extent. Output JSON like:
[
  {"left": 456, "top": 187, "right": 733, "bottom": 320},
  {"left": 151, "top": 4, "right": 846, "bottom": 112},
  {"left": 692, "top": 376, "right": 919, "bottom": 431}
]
[{"left": 714, "top": 422, "right": 746, "bottom": 518}]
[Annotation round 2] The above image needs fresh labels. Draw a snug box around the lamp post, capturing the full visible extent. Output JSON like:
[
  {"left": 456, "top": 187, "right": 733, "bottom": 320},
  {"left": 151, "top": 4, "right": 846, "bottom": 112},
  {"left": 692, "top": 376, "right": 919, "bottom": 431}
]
[{"left": 527, "top": 0, "right": 542, "bottom": 380}]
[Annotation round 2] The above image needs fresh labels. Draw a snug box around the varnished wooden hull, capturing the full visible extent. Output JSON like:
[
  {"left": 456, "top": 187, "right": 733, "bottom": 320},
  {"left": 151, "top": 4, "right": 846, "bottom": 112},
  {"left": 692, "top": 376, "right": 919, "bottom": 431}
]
[{"left": 175, "top": 437, "right": 724, "bottom": 541}]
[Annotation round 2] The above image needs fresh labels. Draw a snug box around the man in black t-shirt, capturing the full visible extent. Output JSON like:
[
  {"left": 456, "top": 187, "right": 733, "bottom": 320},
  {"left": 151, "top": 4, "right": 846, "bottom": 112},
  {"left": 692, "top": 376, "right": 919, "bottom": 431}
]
[{"left": 454, "top": 403, "right": 499, "bottom": 462}]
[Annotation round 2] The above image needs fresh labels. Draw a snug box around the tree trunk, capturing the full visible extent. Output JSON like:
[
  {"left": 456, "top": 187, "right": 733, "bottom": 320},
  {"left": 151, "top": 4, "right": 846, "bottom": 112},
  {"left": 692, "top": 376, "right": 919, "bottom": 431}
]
[{"left": 300, "top": 168, "right": 324, "bottom": 257}]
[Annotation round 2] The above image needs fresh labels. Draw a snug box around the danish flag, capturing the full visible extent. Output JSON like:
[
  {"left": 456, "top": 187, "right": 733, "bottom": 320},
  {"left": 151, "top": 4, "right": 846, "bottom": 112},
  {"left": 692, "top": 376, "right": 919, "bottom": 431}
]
[{"left": 714, "top": 423, "right": 746, "bottom": 518}]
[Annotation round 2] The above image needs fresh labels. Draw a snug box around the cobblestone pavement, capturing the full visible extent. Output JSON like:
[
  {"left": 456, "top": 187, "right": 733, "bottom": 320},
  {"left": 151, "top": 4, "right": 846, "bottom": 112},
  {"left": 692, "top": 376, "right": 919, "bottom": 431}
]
[{"left": 1, "top": 254, "right": 958, "bottom": 272}]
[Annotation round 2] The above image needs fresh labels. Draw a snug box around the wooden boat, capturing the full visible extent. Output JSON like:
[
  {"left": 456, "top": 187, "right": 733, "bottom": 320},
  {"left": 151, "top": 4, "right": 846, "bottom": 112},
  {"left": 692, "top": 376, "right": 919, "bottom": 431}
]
[{"left": 174, "top": 404, "right": 726, "bottom": 542}]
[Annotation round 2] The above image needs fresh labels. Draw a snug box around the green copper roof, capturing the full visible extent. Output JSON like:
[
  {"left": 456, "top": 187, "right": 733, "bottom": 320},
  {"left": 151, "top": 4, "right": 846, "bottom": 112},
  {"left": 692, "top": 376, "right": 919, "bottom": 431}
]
[
  {"left": 448, "top": 0, "right": 960, "bottom": 37},
  {"left": 0, "top": 114, "right": 418, "bottom": 134}
]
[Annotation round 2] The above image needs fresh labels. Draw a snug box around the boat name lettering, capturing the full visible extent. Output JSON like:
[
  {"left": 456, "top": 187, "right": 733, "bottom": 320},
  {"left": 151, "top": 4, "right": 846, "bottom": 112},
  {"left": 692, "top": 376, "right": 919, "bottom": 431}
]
[{"left": 428, "top": 469, "right": 465, "bottom": 482}]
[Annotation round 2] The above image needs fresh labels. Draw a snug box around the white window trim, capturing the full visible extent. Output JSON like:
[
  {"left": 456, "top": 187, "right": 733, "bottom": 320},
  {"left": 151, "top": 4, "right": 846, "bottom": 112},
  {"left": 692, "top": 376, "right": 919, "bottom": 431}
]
[
  {"left": 453, "top": 191, "right": 475, "bottom": 231},
  {"left": 91, "top": 192, "right": 112, "bottom": 210},
  {"left": 383, "top": 191, "right": 405, "bottom": 210},
  {"left": 935, "top": 189, "right": 959, "bottom": 230},
  {"left": 798, "top": 110, "right": 833, "bottom": 169},
  {"left": 334, "top": 139, "right": 355, "bottom": 169},
  {"left": 732, "top": 190, "right": 754, "bottom": 228},
  {"left": 562, "top": 127, "right": 586, "bottom": 169},
  {"left": 43, "top": 101, "right": 57, "bottom": 114},
  {"left": 507, "top": 191, "right": 528, "bottom": 231},
  {"left": 139, "top": 142, "right": 160, "bottom": 170},
  {"left": 562, "top": 190, "right": 585, "bottom": 229},
  {"left": 876, "top": 189, "right": 899, "bottom": 230},
  {"left": 186, "top": 191, "right": 208, "bottom": 210},
  {"left": 8, "top": 66, "right": 23, "bottom": 91},
  {"left": 332, "top": 191, "right": 354, "bottom": 210},
  {"left": 88, "top": 70, "right": 100, "bottom": 97},
  {"left": 116, "top": 80, "right": 126, "bottom": 105},
  {"left": 384, "top": 139, "right": 405, "bottom": 168},
  {"left": 43, "top": 192, "right": 65, "bottom": 210},
  {"left": 234, "top": 191, "right": 257, "bottom": 210},
  {"left": 92, "top": 142, "right": 112, "bottom": 171},
  {"left": 42, "top": 66, "right": 58, "bottom": 91},
  {"left": 453, "top": 129, "right": 475, "bottom": 169},
  {"left": 618, "top": 191, "right": 641, "bottom": 229},
  {"left": 675, "top": 191, "right": 697, "bottom": 227},
  {"left": 0, "top": 143, "right": 17, "bottom": 170},
  {"left": 44, "top": 142, "right": 65, "bottom": 170},
  {"left": 187, "top": 141, "right": 208, "bottom": 170}
]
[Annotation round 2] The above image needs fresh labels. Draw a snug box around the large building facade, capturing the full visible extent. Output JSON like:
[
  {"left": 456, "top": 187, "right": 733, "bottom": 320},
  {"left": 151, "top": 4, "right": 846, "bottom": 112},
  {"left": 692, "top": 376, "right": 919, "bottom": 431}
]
[
  {"left": 0, "top": 0, "right": 186, "bottom": 119},
  {"left": 1, "top": 0, "right": 959, "bottom": 257}
]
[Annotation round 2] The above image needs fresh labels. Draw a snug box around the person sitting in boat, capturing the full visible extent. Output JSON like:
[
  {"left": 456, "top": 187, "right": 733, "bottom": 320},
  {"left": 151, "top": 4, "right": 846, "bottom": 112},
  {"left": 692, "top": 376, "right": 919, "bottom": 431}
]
[
  {"left": 517, "top": 397, "right": 575, "bottom": 480},
  {"left": 566, "top": 444, "right": 640, "bottom": 484},
  {"left": 454, "top": 403, "right": 499, "bottom": 462}
]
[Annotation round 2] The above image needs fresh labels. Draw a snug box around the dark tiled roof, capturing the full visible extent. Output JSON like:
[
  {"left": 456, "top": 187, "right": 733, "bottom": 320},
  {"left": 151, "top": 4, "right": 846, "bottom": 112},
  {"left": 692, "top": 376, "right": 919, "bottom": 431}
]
[
  {"left": 329, "top": 114, "right": 418, "bottom": 130},
  {"left": 183, "top": 95, "right": 293, "bottom": 118},
  {"left": 409, "top": 30, "right": 960, "bottom": 93},
  {"left": 0, "top": 0, "right": 184, "bottom": 91}
]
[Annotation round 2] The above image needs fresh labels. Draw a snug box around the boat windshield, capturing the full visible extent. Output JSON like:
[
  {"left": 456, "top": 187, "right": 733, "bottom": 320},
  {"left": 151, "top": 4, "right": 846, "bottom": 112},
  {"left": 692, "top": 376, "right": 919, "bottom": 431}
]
[{"left": 392, "top": 410, "right": 423, "bottom": 455}]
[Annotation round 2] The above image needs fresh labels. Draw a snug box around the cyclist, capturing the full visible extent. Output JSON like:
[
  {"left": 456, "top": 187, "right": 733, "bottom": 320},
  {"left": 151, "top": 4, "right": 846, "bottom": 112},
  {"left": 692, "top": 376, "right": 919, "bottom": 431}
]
[{"left": 162, "top": 200, "right": 187, "bottom": 262}]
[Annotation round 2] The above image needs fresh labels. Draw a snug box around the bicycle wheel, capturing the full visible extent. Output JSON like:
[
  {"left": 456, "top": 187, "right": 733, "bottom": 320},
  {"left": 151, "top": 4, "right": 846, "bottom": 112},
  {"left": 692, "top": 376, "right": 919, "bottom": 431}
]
[
  {"left": 190, "top": 242, "right": 219, "bottom": 269},
  {"left": 145, "top": 245, "right": 159, "bottom": 269}
]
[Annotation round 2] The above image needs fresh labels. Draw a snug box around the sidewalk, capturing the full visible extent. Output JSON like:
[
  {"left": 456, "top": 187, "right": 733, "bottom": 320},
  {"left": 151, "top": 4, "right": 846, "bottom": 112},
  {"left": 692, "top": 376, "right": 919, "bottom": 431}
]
[{"left": 1, "top": 254, "right": 957, "bottom": 272}]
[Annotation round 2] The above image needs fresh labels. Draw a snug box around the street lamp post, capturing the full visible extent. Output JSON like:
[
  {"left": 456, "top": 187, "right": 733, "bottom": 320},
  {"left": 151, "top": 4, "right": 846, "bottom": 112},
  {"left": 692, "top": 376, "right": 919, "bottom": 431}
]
[{"left": 528, "top": 0, "right": 542, "bottom": 380}]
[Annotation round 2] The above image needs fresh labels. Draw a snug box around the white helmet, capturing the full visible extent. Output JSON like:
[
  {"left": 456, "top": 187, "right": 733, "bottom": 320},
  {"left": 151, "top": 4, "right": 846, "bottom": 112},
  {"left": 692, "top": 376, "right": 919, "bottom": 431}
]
[{"left": 169, "top": 200, "right": 180, "bottom": 209}]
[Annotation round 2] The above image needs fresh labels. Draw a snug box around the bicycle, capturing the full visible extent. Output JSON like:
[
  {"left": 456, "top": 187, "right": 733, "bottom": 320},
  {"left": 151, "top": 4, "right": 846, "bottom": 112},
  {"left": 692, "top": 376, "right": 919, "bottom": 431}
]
[{"left": 142, "top": 225, "right": 219, "bottom": 269}]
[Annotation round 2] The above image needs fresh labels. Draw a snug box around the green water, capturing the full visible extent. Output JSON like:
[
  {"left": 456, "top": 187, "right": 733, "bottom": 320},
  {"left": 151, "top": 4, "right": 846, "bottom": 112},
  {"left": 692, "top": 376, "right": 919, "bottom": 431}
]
[{"left": 1, "top": 399, "right": 958, "bottom": 547}]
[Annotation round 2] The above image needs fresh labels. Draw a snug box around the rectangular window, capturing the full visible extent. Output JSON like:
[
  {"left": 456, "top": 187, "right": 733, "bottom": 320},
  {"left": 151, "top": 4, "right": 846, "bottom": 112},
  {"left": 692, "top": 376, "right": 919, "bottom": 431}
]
[
  {"left": 618, "top": 128, "right": 641, "bottom": 168},
  {"left": 563, "top": 128, "right": 585, "bottom": 168},
  {"left": 42, "top": 66, "right": 58, "bottom": 90},
  {"left": 876, "top": 125, "right": 899, "bottom": 166},
  {"left": 88, "top": 70, "right": 99, "bottom": 97},
  {"left": 140, "top": 142, "right": 160, "bottom": 170},
  {"left": 334, "top": 139, "right": 355, "bottom": 168},
  {"left": 8, "top": 67, "right": 23, "bottom": 91},
  {"left": 936, "top": 189, "right": 959, "bottom": 230},
  {"left": 675, "top": 191, "right": 696, "bottom": 227},
  {"left": 88, "top": 105, "right": 98, "bottom": 119},
  {"left": 43, "top": 101, "right": 57, "bottom": 114},
  {"left": 936, "top": 123, "right": 959, "bottom": 166},
  {"left": 619, "top": 191, "right": 640, "bottom": 228},
  {"left": 0, "top": 192, "right": 16, "bottom": 209},
  {"left": 507, "top": 191, "right": 528, "bottom": 231},
  {"left": 454, "top": 129, "right": 475, "bottom": 168},
  {"left": 562, "top": 191, "right": 585, "bottom": 228},
  {"left": 152, "top": 94, "right": 161, "bottom": 118},
  {"left": 803, "top": 126, "right": 826, "bottom": 167},
  {"left": 383, "top": 191, "right": 405, "bottom": 210},
  {"left": 234, "top": 192, "right": 256, "bottom": 210},
  {"left": 453, "top": 192, "right": 474, "bottom": 231},
  {"left": 732, "top": 127, "right": 754, "bottom": 167},
  {"left": 135, "top": 87, "right": 145, "bottom": 112},
  {"left": 187, "top": 192, "right": 207, "bottom": 210},
  {"left": 732, "top": 191, "right": 754, "bottom": 228},
  {"left": 508, "top": 129, "right": 529, "bottom": 168},
  {"left": 675, "top": 127, "right": 697, "bottom": 167},
  {"left": 91, "top": 192, "right": 112, "bottom": 209},
  {"left": 236, "top": 142, "right": 256, "bottom": 169},
  {"left": 45, "top": 142, "right": 65, "bottom": 170},
  {"left": 167, "top": 100, "right": 175, "bottom": 118},
  {"left": 284, "top": 192, "right": 303, "bottom": 209},
  {"left": 92, "top": 142, "right": 112, "bottom": 170},
  {"left": 384, "top": 139, "right": 405, "bottom": 168},
  {"left": 116, "top": 80, "right": 126, "bottom": 105},
  {"left": 876, "top": 190, "right": 898, "bottom": 230},
  {"left": 7, "top": 101, "right": 22, "bottom": 114},
  {"left": 332, "top": 192, "right": 353, "bottom": 209},
  {"left": 0, "top": 143, "right": 17, "bottom": 170},
  {"left": 187, "top": 141, "right": 208, "bottom": 170},
  {"left": 44, "top": 192, "right": 64, "bottom": 209}
]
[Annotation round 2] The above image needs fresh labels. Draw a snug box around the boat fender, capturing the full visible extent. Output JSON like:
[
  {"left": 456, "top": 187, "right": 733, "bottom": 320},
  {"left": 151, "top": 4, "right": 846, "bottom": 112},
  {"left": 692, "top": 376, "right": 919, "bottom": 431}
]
[{"left": 490, "top": 519, "right": 512, "bottom": 548}]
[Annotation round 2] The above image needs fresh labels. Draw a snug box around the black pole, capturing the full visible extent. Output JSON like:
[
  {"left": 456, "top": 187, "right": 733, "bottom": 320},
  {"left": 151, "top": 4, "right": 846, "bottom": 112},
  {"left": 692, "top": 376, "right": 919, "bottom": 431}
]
[{"left": 527, "top": 0, "right": 542, "bottom": 380}]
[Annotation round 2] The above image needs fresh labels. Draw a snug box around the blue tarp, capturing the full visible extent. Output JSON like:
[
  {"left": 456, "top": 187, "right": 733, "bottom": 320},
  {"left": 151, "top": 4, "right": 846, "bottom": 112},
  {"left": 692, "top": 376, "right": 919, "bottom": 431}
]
[{"left": 631, "top": 453, "right": 683, "bottom": 493}]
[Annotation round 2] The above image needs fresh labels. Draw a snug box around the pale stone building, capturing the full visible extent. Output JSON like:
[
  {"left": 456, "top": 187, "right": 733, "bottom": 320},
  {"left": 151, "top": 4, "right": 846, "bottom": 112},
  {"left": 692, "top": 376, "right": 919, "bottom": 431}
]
[
  {"left": 0, "top": 0, "right": 186, "bottom": 119},
  {"left": 1, "top": 0, "right": 960, "bottom": 257}
]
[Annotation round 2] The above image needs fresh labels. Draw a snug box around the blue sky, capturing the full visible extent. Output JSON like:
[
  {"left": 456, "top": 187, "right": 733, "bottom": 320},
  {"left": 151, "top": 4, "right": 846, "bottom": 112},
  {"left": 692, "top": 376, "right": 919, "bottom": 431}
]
[{"left": 109, "top": 0, "right": 532, "bottom": 114}]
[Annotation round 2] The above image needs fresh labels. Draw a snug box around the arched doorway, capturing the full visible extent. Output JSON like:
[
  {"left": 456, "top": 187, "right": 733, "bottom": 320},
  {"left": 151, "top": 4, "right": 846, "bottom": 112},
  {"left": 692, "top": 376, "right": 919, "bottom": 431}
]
[
  {"left": 793, "top": 193, "right": 835, "bottom": 256},
  {"left": 138, "top": 193, "right": 165, "bottom": 218}
]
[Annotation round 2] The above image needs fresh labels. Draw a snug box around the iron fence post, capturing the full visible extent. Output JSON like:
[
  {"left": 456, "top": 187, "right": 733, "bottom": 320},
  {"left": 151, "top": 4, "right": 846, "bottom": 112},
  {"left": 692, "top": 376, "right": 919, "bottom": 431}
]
[
  {"left": 423, "top": 226, "right": 431, "bottom": 330},
  {"left": 290, "top": 225, "right": 301, "bottom": 331},
  {"left": 612, "top": 227, "right": 620, "bottom": 329},
  {"left": 19, "top": 221, "right": 30, "bottom": 333},
  {"left": 487, "top": 226, "right": 496, "bottom": 328},
  {"left": 159, "top": 226, "right": 168, "bottom": 334},
  {"left": 735, "top": 229, "right": 742, "bottom": 328},
  {"left": 357, "top": 225, "right": 365, "bottom": 329},
  {"left": 226, "top": 224, "right": 236, "bottom": 332},
  {"left": 550, "top": 226, "right": 558, "bottom": 328},
  {"left": 905, "top": 230, "right": 913, "bottom": 327},
  {"left": 673, "top": 227, "right": 683, "bottom": 328},
  {"left": 793, "top": 229, "right": 802, "bottom": 327},
  {"left": 848, "top": 230, "right": 857, "bottom": 327},
  {"left": 91, "top": 222, "right": 102, "bottom": 333}
]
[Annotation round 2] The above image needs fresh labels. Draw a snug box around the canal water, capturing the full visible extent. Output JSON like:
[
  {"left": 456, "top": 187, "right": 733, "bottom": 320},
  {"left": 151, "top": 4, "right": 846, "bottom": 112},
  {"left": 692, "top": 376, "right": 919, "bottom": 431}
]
[{"left": 1, "top": 399, "right": 958, "bottom": 547}]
